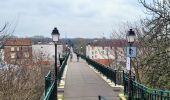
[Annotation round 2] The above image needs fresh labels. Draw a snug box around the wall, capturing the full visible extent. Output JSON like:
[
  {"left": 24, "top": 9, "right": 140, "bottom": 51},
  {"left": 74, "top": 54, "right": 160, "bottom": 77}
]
[
  {"left": 86, "top": 45, "right": 126, "bottom": 67},
  {"left": 32, "top": 44, "right": 63, "bottom": 61},
  {"left": 86, "top": 46, "right": 115, "bottom": 59},
  {"left": 4, "top": 46, "right": 32, "bottom": 65}
]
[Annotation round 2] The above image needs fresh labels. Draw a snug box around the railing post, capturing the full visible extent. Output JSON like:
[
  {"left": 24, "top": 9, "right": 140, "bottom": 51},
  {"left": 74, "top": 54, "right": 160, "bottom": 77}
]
[
  {"left": 115, "top": 70, "right": 117, "bottom": 86},
  {"left": 98, "top": 95, "right": 101, "bottom": 100},
  {"left": 123, "top": 71, "right": 126, "bottom": 95},
  {"left": 141, "top": 86, "right": 145, "bottom": 99},
  {"left": 45, "top": 77, "right": 48, "bottom": 96},
  {"left": 160, "top": 90, "right": 163, "bottom": 100},
  {"left": 45, "top": 72, "right": 51, "bottom": 96}
]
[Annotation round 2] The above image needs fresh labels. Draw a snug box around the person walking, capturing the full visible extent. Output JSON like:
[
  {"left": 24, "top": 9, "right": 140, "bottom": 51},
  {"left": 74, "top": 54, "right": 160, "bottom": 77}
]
[
  {"left": 76, "top": 53, "right": 80, "bottom": 62},
  {"left": 70, "top": 53, "right": 73, "bottom": 61}
]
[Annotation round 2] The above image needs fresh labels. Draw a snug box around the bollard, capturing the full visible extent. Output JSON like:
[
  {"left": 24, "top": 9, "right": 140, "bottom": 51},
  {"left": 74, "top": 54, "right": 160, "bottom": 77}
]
[{"left": 98, "top": 95, "right": 101, "bottom": 100}]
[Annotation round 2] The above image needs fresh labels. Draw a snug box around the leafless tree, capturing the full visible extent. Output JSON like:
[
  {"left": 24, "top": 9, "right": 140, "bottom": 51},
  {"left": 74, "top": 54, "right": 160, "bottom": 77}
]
[
  {"left": 108, "top": 0, "right": 170, "bottom": 89},
  {"left": 110, "top": 22, "right": 144, "bottom": 82},
  {"left": 138, "top": 0, "right": 170, "bottom": 89},
  {"left": 0, "top": 20, "right": 55, "bottom": 99},
  {"left": 0, "top": 46, "right": 51, "bottom": 100}
]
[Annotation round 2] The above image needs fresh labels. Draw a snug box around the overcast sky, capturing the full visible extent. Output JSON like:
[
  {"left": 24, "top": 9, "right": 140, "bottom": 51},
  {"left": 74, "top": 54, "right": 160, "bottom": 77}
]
[{"left": 0, "top": 0, "right": 146, "bottom": 38}]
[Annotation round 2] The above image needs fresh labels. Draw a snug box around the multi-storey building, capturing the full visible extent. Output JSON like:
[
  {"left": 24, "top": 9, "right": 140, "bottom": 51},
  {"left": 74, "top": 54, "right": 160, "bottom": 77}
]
[
  {"left": 32, "top": 42, "right": 63, "bottom": 64},
  {"left": 4, "top": 39, "right": 32, "bottom": 65},
  {"left": 86, "top": 39, "right": 126, "bottom": 69}
]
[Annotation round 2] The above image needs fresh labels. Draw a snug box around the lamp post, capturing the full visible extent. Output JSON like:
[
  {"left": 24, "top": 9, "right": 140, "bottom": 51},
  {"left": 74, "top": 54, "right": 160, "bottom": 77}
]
[
  {"left": 51, "top": 27, "right": 60, "bottom": 99},
  {"left": 81, "top": 46, "right": 82, "bottom": 54},
  {"left": 87, "top": 43, "right": 90, "bottom": 58},
  {"left": 66, "top": 43, "right": 68, "bottom": 55},
  {"left": 126, "top": 29, "right": 136, "bottom": 100}
]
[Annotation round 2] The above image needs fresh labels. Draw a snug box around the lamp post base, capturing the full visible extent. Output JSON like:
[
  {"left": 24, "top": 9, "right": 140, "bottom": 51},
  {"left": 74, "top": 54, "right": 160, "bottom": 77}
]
[{"left": 128, "top": 97, "right": 132, "bottom": 100}]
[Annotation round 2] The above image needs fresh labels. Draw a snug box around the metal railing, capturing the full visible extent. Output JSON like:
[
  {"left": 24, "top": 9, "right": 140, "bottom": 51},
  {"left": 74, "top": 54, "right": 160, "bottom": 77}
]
[
  {"left": 43, "top": 53, "right": 69, "bottom": 100},
  {"left": 58, "top": 53, "right": 69, "bottom": 84},
  {"left": 43, "top": 71, "right": 55, "bottom": 100},
  {"left": 80, "top": 54, "right": 170, "bottom": 100},
  {"left": 124, "top": 76, "right": 170, "bottom": 100},
  {"left": 81, "top": 54, "right": 123, "bottom": 85}
]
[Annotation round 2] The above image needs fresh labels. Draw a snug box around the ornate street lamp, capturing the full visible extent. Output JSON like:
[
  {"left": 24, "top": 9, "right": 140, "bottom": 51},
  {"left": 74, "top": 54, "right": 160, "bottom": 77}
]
[
  {"left": 126, "top": 29, "right": 136, "bottom": 100},
  {"left": 127, "top": 29, "right": 135, "bottom": 44},
  {"left": 51, "top": 27, "right": 60, "bottom": 99},
  {"left": 52, "top": 27, "right": 60, "bottom": 42}
]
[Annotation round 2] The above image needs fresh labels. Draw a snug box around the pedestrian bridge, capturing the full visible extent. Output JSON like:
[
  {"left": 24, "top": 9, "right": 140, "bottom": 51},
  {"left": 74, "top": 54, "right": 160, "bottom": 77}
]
[{"left": 42, "top": 53, "right": 170, "bottom": 100}]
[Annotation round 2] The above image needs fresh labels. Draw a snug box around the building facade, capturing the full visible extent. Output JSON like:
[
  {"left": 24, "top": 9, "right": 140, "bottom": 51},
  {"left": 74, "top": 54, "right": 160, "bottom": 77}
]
[
  {"left": 32, "top": 42, "right": 63, "bottom": 63},
  {"left": 86, "top": 39, "right": 126, "bottom": 69},
  {"left": 4, "top": 39, "right": 32, "bottom": 65}
]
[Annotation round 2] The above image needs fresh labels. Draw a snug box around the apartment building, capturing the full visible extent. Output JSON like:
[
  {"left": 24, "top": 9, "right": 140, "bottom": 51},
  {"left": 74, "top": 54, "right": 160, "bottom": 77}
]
[
  {"left": 32, "top": 42, "right": 63, "bottom": 63},
  {"left": 86, "top": 39, "right": 127, "bottom": 68},
  {"left": 4, "top": 39, "right": 32, "bottom": 65}
]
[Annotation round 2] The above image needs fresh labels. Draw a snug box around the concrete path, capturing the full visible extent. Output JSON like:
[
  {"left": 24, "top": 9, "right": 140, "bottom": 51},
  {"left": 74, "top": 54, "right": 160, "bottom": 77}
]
[{"left": 64, "top": 53, "right": 119, "bottom": 100}]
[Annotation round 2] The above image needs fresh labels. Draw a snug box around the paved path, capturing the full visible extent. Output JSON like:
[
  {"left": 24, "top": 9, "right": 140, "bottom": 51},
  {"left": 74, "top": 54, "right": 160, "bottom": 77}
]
[{"left": 64, "top": 53, "right": 119, "bottom": 100}]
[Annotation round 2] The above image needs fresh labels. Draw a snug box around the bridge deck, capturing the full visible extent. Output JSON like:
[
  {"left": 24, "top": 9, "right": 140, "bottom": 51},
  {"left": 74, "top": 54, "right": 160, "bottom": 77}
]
[{"left": 64, "top": 54, "right": 119, "bottom": 100}]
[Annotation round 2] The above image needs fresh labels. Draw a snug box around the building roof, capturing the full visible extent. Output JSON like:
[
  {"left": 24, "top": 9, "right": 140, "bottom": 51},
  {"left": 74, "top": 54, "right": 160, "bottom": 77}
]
[
  {"left": 4, "top": 38, "right": 32, "bottom": 46},
  {"left": 88, "top": 39, "right": 127, "bottom": 47},
  {"left": 95, "top": 59, "right": 114, "bottom": 66},
  {"left": 33, "top": 41, "right": 63, "bottom": 45}
]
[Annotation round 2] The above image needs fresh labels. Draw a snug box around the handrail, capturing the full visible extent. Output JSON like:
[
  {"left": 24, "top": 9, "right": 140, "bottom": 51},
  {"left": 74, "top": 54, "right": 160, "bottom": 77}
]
[
  {"left": 81, "top": 54, "right": 123, "bottom": 85},
  {"left": 42, "top": 52, "right": 70, "bottom": 100},
  {"left": 58, "top": 52, "right": 70, "bottom": 84},
  {"left": 44, "top": 82, "right": 55, "bottom": 100},
  {"left": 80, "top": 54, "right": 170, "bottom": 100}
]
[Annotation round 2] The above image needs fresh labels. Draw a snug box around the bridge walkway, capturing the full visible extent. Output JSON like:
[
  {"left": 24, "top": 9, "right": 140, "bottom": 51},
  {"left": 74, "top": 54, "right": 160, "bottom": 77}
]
[{"left": 63, "top": 53, "right": 119, "bottom": 100}]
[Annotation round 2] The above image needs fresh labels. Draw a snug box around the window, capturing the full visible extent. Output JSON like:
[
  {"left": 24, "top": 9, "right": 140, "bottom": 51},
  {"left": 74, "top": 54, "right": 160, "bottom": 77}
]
[
  {"left": 92, "top": 51, "right": 94, "bottom": 55},
  {"left": 24, "top": 52, "right": 29, "bottom": 58},
  {"left": 17, "top": 47, "right": 19, "bottom": 51},
  {"left": 95, "top": 55, "right": 97, "bottom": 59},
  {"left": 23, "top": 47, "right": 29, "bottom": 51},
  {"left": 11, "top": 53, "right": 16, "bottom": 58},
  {"left": 16, "top": 53, "right": 20, "bottom": 59},
  {"left": 11, "top": 47, "right": 15, "bottom": 51}
]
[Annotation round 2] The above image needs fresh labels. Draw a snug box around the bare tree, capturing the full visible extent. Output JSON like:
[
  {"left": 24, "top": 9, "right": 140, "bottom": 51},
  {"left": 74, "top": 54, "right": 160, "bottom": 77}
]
[
  {"left": 138, "top": 0, "right": 170, "bottom": 89},
  {"left": 110, "top": 22, "right": 143, "bottom": 81},
  {"left": 0, "top": 46, "right": 51, "bottom": 100},
  {"left": 109, "top": 0, "right": 170, "bottom": 89},
  {"left": 0, "top": 20, "right": 54, "bottom": 99}
]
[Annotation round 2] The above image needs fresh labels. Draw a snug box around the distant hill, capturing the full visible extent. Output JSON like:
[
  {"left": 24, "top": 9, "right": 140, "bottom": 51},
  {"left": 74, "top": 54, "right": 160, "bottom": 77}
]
[{"left": 3, "top": 35, "right": 109, "bottom": 47}]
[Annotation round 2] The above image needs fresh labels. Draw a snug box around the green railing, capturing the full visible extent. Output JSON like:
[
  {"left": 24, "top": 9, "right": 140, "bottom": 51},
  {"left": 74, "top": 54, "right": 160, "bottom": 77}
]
[
  {"left": 124, "top": 76, "right": 170, "bottom": 100},
  {"left": 43, "top": 53, "right": 69, "bottom": 100},
  {"left": 80, "top": 54, "right": 170, "bottom": 100},
  {"left": 43, "top": 71, "right": 55, "bottom": 100},
  {"left": 80, "top": 54, "right": 123, "bottom": 85},
  {"left": 58, "top": 52, "right": 69, "bottom": 84}
]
